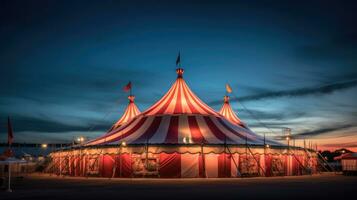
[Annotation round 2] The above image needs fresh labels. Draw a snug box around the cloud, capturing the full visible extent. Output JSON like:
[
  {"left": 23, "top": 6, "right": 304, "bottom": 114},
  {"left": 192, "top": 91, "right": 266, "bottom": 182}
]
[
  {"left": 283, "top": 124, "right": 355, "bottom": 139},
  {"left": 210, "top": 79, "right": 357, "bottom": 104},
  {"left": 321, "top": 142, "right": 357, "bottom": 148},
  {"left": 0, "top": 115, "right": 109, "bottom": 134},
  {"left": 237, "top": 108, "right": 306, "bottom": 121}
]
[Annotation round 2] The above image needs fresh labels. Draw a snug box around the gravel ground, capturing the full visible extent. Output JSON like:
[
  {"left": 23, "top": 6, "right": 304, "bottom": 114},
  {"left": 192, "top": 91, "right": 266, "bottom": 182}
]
[{"left": 1, "top": 173, "right": 356, "bottom": 200}]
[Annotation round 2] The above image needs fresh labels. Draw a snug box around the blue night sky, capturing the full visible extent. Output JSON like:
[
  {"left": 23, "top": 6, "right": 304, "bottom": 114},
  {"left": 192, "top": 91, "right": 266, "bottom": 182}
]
[{"left": 1, "top": 0, "right": 356, "bottom": 150}]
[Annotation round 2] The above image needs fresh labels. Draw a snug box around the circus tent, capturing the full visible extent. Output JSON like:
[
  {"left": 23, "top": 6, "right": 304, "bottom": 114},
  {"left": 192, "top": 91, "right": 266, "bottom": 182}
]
[
  {"left": 219, "top": 95, "right": 246, "bottom": 128},
  {"left": 86, "top": 68, "right": 279, "bottom": 146},
  {"left": 109, "top": 95, "right": 141, "bottom": 131},
  {"left": 47, "top": 66, "right": 317, "bottom": 178}
]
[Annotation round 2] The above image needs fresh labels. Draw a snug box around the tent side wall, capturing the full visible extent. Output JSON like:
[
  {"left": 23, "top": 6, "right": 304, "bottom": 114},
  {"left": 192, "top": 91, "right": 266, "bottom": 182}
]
[{"left": 46, "top": 146, "right": 318, "bottom": 178}]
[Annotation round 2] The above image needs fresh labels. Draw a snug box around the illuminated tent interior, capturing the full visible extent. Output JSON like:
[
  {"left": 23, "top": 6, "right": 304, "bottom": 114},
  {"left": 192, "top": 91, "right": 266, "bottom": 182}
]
[{"left": 47, "top": 67, "right": 318, "bottom": 178}]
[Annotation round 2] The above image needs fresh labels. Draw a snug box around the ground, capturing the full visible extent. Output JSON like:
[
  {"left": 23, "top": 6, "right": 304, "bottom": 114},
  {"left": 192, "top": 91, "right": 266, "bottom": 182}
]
[{"left": 1, "top": 173, "right": 356, "bottom": 200}]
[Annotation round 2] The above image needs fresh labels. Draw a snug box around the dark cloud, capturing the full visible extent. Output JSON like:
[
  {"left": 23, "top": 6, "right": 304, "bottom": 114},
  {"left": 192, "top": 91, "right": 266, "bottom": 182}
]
[
  {"left": 211, "top": 79, "right": 357, "bottom": 104},
  {"left": 238, "top": 109, "right": 306, "bottom": 121},
  {"left": 0, "top": 115, "right": 108, "bottom": 134},
  {"left": 286, "top": 124, "right": 355, "bottom": 139},
  {"left": 322, "top": 142, "right": 357, "bottom": 148}
]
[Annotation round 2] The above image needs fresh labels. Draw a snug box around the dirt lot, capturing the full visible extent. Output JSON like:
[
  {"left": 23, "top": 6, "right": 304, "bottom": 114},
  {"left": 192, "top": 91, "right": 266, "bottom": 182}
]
[{"left": 1, "top": 173, "right": 356, "bottom": 200}]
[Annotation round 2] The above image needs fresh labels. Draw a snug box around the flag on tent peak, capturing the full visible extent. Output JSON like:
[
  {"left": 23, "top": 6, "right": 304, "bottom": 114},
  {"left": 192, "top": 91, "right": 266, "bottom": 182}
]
[
  {"left": 225, "top": 84, "right": 232, "bottom": 93},
  {"left": 176, "top": 52, "right": 181, "bottom": 66},
  {"left": 123, "top": 81, "right": 132, "bottom": 92}
]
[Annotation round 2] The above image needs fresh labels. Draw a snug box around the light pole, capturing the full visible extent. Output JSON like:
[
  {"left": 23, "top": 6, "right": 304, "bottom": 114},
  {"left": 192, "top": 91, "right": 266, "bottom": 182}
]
[
  {"left": 41, "top": 143, "right": 48, "bottom": 158},
  {"left": 7, "top": 163, "right": 12, "bottom": 192},
  {"left": 286, "top": 136, "right": 290, "bottom": 152},
  {"left": 76, "top": 136, "right": 85, "bottom": 176},
  {"left": 119, "top": 141, "right": 126, "bottom": 177}
]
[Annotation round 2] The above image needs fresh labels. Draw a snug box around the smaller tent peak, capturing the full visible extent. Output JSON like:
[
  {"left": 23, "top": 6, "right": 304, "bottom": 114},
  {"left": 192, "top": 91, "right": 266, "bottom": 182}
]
[
  {"left": 176, "top": 68, "right": 184, "bottom": 78},
  {"left": 128, "top": 95, "right": 135, "bottom": 103}
]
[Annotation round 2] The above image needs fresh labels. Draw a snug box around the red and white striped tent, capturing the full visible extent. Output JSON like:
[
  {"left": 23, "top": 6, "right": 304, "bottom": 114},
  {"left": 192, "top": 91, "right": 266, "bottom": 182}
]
[
  {"left": 219, "top": 95, "right": 246, "bottom": 128},
  {"left": 48, "top": 67, "right": 317, "bottom": 178},
  {"left": 110, "top": 95, "right": 140, "bottom": 131},
  {"left": 86, "top": 68, "right": 279, "bottom": 146}
]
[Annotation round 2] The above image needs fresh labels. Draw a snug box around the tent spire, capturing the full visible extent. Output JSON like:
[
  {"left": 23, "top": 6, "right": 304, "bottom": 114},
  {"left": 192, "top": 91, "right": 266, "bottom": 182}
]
[
  {"left": 176, "top": 67, "right": 184, "bottom": 78},
  {"left": 219, "top": 94, "right": 246, "bottom": 128},
  {"left": 175, "top": 52, "right": 184, "bottom": 78},
  {"left": 128, "top": 94, "right": 135, "bottom": 103},
  {"left": 223, "top": 95, "right": 230, "bottom": 104},
  {"left": 109, "top": 94, "right": 141, "bottom": 131}
]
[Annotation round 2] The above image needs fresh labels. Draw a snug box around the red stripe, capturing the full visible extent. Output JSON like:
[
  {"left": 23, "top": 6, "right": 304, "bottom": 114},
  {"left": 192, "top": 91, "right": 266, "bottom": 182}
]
[
  {"left": 155, "top": 83, "right": 178, "bottom": 114},
  {"left": 165, "top": 116, "right": 179, "bottom": 144},
  {"left": 132, "top": 116, "right": 163, "bottom": 143},
  {"left": 217, "top": 117, "right": 250, "bottom": 141},
  {"left": 181, "top": 81, "right": 199, "bottom": 113},
  {"left": 203, "top": 116, "right": 233, "bottom": 143},
  {"left": 218, "top": 153, "right": 231, "bottom": 178},
  {"left": 173, "top": 81, "right": 183, "bottom": 114},
  {"left": 103, "top": 117, "right": 148, "bottom": 144},
  {"left": 144, "top": 80, "right": 177, "bottom": 114},
  {"left": 184, "top": 83, "right": 216, "bottom": 115},
  {"left": 159, "top": 153, "right": 181, "bottom": 178},
  {"left": 88, "top": 116, "right": 140, "bottom": 144},
  {"left": 188, "top": 116, "right": 207, "bottom": 144}
]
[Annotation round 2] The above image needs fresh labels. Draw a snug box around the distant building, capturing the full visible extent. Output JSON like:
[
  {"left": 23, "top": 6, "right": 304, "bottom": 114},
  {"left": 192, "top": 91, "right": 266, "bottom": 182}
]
[{"left": 334, "top": 153, "right": 357, "bottom": 175}]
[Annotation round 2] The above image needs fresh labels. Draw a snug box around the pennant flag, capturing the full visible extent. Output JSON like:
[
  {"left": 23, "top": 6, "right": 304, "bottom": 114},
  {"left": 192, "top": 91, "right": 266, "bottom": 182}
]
[
  {"left": 176, "top": 52, "right": 181, "bottom": 66},
  {"left": 225, "top": 84, "right": 232, "bottom": 93},
  {"left": 123, "top": 81, "right": 132, "bottom": 92},
  {"left": 7, "top": 117, "right": 14, "bottom": 146}
]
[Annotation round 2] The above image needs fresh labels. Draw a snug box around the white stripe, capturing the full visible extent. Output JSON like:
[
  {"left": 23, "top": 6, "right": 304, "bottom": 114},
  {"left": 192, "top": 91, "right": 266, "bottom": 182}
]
[
  {"left": 210, "top": 116, "right": 245, "bottom": 144},
  {"left": 146, "top": 81, "right": 177, "bottom": 115},
  {"left": 181, "top": 153, "right": 199, "bottom": 178},
  {"left": 124, "top": 116, "right": 156, "bottom": 143},
  {"left": 179, "top": 81, "right": 191, "bottom": 113},
  {"left": 178, "top": 115, "right": 191, "bottom": 144},
  {"left": 106, "top": 115, "right": 144, "bottom": 140},
  {"left": 149, "top": 115, "right": 171, "bottom": 143},
  {"left": 221, "top": 118, "right": 263, "bottom": 144},
  {"left": 164, "top": 82, "right": 179, "bottom": 114},
  {"left": 195, "top": 116, "right": 221, "bottom": 144},
  {"left": 89, "top": 115, "right": 144, "bottom": 145},
  {"left": 205, "top": 153, "right": 218, "bottom": 178},
  {"left": 182, "top": 80, "right": 217, "bottom": 115},
  {"left": 181, "top": 81, "right": 208, "bottom": 114}
]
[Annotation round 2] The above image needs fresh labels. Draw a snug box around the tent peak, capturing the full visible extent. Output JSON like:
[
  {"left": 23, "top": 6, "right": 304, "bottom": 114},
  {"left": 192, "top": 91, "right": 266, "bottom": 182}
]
[
  {"left": 223, "top": 95, "right": 230, "bottom": 104},
  {"left": 176, "top": 68, "right": 184, "bottom": 78},
  {"left": 128, "top": 95, "right": 135, "bottom": 103}
]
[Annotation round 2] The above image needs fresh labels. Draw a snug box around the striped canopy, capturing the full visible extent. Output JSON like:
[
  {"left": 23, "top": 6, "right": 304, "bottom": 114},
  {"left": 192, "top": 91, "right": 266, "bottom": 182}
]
[
  {"left": 219, "top": 95, "right": 246, "bottom": 128},
  {"left": 86, "top": 68, "right": 281, "bottom": 146},
  {"left": 110, "top": 95, "right": 140, "bottom": 131}
]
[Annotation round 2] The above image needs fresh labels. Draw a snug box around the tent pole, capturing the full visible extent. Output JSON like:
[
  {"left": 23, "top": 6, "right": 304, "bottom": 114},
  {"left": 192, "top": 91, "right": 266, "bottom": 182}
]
[
  {"left": 7, "top": 163, "right": 12, "bottom": 192},
  {"left": 226, "top": 144, "right": 241, "bottom": 177},
  {"left": 201, "top": 142, "right": 206, "bottom": 178},
  {"left": 119, "top": 146, "right": 122, "bottom": 178},
  {"left": 146, "top": 138, "right": 149, "bottom": 171},
  {"left": 247, "top": 145, "right": 266, "bottom": 177},
  {"left": 224, "top": 136, "right": 227, "bottom": 177},
  {"left": 245, "top": 135, "right": 248, "bottom": 175},
  {"left": 59, "top": 144, "right": 62, "bottom": 177}
]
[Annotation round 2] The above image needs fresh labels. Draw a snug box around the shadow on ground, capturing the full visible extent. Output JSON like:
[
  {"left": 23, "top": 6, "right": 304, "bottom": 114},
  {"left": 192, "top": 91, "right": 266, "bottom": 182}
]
[{"left": 1, "top": 173, "right": 356, "bottom": 200}]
